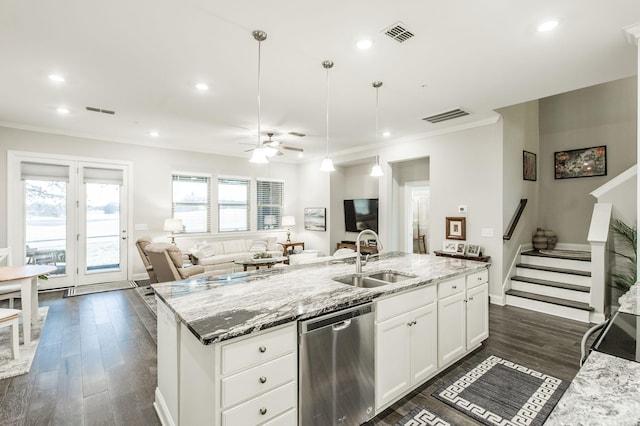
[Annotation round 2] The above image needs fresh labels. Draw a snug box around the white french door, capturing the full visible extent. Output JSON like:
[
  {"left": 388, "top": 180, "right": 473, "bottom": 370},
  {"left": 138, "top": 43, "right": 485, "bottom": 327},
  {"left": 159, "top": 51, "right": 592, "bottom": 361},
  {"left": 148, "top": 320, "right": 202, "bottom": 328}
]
[{"left": 8, "top": 152, "right": 131, "bottom": 288}]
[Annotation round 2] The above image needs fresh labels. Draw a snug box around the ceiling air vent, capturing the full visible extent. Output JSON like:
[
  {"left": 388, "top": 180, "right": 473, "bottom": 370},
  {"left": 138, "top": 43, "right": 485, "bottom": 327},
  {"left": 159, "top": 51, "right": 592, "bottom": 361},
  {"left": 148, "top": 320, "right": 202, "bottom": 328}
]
[
  {"left": 85, "top": 106, "right": 115, "bottom": 115},
  {"left": 422, "top": 108, "right": 470, "bottom": 124},
  {"left": 383, "top": 22, "right": 414, "bottom": 43}
]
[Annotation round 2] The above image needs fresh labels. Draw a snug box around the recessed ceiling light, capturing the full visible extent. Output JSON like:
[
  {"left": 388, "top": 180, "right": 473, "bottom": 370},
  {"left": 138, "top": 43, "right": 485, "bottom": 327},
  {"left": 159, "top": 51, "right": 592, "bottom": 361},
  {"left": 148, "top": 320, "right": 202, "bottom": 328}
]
[
  {"left": 383, "top": 131, "right": 391, "bottom": 137},
  {"left": 149, "top": 131, "right": 159, "bottom": 137},
  {"left": 56, "top": 107, "right": 69, "bottom": 115},
  {"left": 49, "top": 74, "right": 65, "bottom": 83},
  {"left": 356, "top": 39, "right": 373, "bottom": 49},
  {"left": 297, "top": 152, "right": 304, "bottom": 158},
  {"left": 195, "top": 83, "right": 209, "bottom": 91},
  {"left": 537, "top": 19, "right": 559, "bottom": 33}
]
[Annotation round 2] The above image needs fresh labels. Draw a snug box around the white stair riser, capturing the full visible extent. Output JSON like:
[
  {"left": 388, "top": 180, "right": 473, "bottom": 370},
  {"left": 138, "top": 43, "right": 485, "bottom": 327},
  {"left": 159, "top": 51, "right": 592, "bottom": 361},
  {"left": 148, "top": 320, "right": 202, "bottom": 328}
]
[
  {"left": 510, "top": 280, "right": 590, "bottom": 303},
  {"left": 515, "top": 267, "right": 591, "bottom": 287},
  {"left": 506, "top": 295, "right": 590, "bottom": 323},
  {"left": 520, "top": 255, "right": 590, "bottom": 272}
]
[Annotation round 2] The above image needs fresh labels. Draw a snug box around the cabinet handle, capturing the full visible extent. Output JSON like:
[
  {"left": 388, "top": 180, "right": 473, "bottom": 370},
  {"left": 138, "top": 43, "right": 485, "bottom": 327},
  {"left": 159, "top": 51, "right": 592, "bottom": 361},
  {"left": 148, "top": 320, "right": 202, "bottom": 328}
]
[
  {"left": 452, "top": 285, "right": 457, "bottom": 289},
  {"left": 407, "top": 320, "right": 417, "bottom": 326},
  {"left": 477, "top": 277, "right": 482, "bottom": 281},
  {"left": 259, "top": 376, "right": 267, "bottom": 384},
  {"left": 259, "top": 407, "right": 268, "bottom": 415},
  {"left": 259, "top": 346, "right": 267, "bottom": 353},
  {"left": 469, "top": 296, "right": 474, "bottom": 301}
]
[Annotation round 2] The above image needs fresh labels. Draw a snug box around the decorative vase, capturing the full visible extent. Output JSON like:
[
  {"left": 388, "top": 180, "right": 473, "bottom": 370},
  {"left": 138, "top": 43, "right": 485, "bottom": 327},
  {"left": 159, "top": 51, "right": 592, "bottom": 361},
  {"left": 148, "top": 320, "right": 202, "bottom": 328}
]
[
  {"left": 533, "top": 228, "right": 547, "bottom": 250},
  {"left": 544, "top": 230, "right": 557, "bottom": 249}
]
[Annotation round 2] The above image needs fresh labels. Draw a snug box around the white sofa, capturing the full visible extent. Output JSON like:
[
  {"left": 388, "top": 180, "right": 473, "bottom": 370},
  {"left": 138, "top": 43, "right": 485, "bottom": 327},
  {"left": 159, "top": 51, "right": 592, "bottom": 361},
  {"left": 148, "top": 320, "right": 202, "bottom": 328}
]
[
  {"left": 188, "top": 237, "right": 283, "bottom": 274},
  {"left": 288, "top": 248, "right": 356, "bottom": 266}
]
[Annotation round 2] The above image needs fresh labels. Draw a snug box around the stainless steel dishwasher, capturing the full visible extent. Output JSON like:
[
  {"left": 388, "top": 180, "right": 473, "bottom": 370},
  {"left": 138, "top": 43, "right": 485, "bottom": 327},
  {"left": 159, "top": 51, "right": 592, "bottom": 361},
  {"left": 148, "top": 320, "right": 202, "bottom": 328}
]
[{"left": 299, "top": 303, "right": 375, "bottom": 425}]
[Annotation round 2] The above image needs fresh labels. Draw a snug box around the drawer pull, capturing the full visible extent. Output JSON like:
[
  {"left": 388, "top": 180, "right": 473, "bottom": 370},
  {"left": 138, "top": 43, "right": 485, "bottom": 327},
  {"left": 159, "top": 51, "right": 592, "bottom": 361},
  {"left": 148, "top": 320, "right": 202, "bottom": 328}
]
[
  {"left": 259, "top": 376, "right": 267, "bottom": 384},
  {"left": 259, "top": 407, "right": 268, "bottom": 415},
  {"left": 407, "top": 320, "right": 417, "bottom": 326},
  {"left": 469, "top": 296, "right": 474, "bottom": 301},
  {"left": 259, "top": 346, "right": 267, "bottom": 353},
  {"left": 451, "top": 285, "right": 457, "bottom": 289},
  {"left": 477, "top": 277, "right": 482, "bottom": 281}
]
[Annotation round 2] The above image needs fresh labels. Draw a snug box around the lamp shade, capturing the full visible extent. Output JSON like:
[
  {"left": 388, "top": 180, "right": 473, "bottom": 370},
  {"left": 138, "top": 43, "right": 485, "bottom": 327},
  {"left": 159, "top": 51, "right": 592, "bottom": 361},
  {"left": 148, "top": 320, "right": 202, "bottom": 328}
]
[
  {"left": 163, "top": 218, "right": 183, "bottom": 232},
  {"left": 281, "top": 216, "right": 296, "bottom": 227}
]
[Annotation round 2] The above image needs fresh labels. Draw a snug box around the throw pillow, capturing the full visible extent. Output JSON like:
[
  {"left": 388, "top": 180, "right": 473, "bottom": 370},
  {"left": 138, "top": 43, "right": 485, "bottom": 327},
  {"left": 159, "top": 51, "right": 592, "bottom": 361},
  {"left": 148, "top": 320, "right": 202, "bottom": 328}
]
[
  {"left": 250, "top": 239, "right": 268, "bottom": 253},
  {"left": 333, "top": 248, "right": 356, "bottom": 258}
]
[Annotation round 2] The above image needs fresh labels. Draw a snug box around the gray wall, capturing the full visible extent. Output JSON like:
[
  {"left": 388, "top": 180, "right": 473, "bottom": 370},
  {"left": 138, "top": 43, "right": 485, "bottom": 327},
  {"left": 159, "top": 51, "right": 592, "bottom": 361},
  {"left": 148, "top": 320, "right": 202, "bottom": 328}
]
[
  {"left": 498, "top": 100, "right": 540, "bottom": 281},
  {"left": 539, "top": 76, "right": 638, "bottom": 244}
]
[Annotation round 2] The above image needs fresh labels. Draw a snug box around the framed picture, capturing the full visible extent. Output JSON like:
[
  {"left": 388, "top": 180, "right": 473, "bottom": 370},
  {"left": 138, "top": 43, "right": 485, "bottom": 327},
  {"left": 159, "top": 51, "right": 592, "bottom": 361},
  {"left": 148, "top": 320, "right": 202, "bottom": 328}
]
[
  {"left": 445, "top": 217, "right": 466, "bottom": 240},
  {"left": 554, "top": 146, "right": 607, "bottom": 179},
  {"left": 442, "top": 240, "right": 457, "bottom": 253},
  {"left": 455, "top": 242, "right": 466, "bottom": 255},
  {"left": 304, "top": 207, "right": 326, "bottom": 231},
  {"left": 523, "top": 151, "right": 537, "bottom": 181},
  {"left": 466, "top": 244, "right": 481, "bottom": 257}
]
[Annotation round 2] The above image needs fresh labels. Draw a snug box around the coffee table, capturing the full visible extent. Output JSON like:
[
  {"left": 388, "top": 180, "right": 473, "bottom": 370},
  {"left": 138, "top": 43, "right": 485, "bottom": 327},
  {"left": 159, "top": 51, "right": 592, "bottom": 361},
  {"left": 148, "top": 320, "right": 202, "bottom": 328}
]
[{"left": 234, "top": 256, "right": 288, "bottom": 271}]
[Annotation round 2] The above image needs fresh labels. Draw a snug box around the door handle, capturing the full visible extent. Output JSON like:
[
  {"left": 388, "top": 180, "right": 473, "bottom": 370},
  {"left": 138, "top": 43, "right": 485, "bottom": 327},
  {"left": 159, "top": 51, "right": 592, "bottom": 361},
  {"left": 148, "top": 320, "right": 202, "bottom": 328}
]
[{"left": 332, "top": 319, "right": 352, "bottom": 331}]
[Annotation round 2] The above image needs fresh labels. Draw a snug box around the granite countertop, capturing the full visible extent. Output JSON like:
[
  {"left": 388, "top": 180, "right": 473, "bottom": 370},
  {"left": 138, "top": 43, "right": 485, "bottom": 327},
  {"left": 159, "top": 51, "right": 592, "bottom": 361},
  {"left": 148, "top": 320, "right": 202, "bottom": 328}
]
[
  {"left": 545, "top": 351, "right": 640, "bottom": 426},
  {"left": 546, "top": 282, "right": 640, "bottom": 425},
  {"left": 152, "top": 252, "right": 489, "bottom": 345}
]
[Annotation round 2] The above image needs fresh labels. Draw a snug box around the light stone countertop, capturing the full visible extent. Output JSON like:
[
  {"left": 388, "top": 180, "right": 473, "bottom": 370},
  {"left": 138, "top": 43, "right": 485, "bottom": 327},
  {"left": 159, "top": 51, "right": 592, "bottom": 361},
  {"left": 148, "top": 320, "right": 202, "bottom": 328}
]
[
  {"left": 545, "top": 351, "right": 640, "bottom": 426},
  {"left": 618, "top": 282, "right": 639, "bottom": 315},
  {"left": 152, "top": 252, "right": 489, "bottom": 345}
]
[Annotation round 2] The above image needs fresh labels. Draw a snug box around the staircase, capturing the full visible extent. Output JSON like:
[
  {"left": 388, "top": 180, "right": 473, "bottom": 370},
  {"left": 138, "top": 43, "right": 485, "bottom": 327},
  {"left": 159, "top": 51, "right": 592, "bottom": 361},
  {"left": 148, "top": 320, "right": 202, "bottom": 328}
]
[{"left": 505, "top": 250, "right": 593, "bottom": 323}]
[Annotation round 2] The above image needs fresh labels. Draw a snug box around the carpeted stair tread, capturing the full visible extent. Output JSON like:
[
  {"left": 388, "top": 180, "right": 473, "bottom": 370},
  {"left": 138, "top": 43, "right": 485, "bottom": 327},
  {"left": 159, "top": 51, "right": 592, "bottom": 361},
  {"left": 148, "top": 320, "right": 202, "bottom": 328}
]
[
  {"left": 516, "top": 262, "right": 591, "bottom": 277},
  {"left": 521, "top": 249, "right": 591, "bottom": 262},
  {"left": 511, "top": 275, "right": 590, "bottom": 292},
  {"left": 506, "top": 289, "right": 593, "bottom": 311}
]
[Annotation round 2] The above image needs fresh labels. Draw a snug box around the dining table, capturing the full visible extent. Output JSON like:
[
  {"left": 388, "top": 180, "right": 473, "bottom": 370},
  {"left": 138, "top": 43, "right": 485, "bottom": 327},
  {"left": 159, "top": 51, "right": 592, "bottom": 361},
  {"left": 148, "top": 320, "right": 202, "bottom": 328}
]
[{"left": 0, "top": 264, "right": 57, "bottom": 344}]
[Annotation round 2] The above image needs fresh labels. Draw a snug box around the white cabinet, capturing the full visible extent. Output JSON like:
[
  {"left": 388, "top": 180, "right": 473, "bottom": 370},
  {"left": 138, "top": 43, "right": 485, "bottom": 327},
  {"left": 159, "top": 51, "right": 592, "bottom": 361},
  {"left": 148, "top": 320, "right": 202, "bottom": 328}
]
[
  {"left": 155, "top": 297, "right": 180, "bottom": 426},
  {"left": 437, "top": 290, "right": 466, "bottom": 367},
  {"left": 375, "top": 286, "right": 437, "bottom": 410},
  {"left": 466, "top": 282, "right": 489, "bottom": 348}
]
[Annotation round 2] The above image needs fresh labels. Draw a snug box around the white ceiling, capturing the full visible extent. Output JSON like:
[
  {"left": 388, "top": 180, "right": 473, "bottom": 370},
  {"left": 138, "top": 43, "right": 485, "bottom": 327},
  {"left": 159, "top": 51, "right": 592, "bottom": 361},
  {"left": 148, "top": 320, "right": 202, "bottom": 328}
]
[{"left": 0, "top": 0, "right": 639, "bottom": 163}]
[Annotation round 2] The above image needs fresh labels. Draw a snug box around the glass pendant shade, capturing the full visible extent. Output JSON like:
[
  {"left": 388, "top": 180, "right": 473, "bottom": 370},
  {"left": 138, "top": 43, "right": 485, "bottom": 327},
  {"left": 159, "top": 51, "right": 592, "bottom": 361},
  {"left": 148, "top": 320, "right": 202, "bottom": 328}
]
[
  {"left": 370, "top": 162, "right": 383, "bottom": 177},
  {"left": 249, "top": 147, "right": 268, "bottom": 163},
  {"left": 320, "top": 157, "right": 335, "bottom": 172}
]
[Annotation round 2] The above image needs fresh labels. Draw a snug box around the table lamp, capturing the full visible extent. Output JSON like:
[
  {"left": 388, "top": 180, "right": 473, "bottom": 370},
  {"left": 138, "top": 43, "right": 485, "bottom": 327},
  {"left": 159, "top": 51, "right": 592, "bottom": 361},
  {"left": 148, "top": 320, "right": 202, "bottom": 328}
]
[
  {"left": 163, "top": 218, "right": 183, "bottom": 244},
  {"left": 281, "top": 216, "right": 296, "bottom": 242}
]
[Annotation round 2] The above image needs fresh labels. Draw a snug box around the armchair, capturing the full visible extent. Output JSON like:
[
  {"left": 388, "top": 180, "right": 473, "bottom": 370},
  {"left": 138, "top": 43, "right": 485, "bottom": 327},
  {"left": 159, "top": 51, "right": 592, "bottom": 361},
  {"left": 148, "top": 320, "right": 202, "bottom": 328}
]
[
  {"left": 145, "top": 242, "right": 211, "bottom": 283},
  {"left": 135, "top": 237, "right": 158, "bottom": 284}
]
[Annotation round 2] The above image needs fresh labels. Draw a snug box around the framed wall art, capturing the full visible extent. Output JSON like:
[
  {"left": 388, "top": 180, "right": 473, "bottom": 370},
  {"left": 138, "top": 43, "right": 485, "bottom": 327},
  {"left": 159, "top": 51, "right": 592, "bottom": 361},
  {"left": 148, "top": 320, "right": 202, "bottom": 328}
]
[
  {"left": 304, "top": 207, "right": 326, "bottom": 231},
  {"left": 554, "top": 146, "right": 607, "bottom": 179},
  {"left": 442, "top": 240, "right": 457, "bottom": 253},
  {"left": 455, "top": 242, "right": 466, "bottom": 255},
  {"left": 445, "top": 217, "right": 466, "bottom": 240},
  {"left": 523, "top": 150, "right": 537, "bottom": 181},
  {"left": 466, "top": 244, "right": 481, "bottom": 257}
]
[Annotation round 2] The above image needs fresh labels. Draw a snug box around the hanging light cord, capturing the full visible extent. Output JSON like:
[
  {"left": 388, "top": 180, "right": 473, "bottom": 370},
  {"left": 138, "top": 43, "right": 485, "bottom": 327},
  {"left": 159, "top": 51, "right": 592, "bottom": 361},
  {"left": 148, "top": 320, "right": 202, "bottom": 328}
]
[
  {"left": 257, "top": 38, "right": 262, "bottom": 149},
  {"left": 375, "top": 85, "right": 379, "bottom": 163},
  {"left": 325, "top": 65, "right": 330, "bottom": 157}
]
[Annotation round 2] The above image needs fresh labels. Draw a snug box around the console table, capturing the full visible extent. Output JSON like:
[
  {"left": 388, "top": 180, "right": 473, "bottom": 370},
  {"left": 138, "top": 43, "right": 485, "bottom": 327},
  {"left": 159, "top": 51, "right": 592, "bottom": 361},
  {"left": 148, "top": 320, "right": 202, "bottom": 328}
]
[
  {"left": 279, "top": 241, "right": 304, "bottom": 256},
  {"left": 434, "top": 250, "right": 491, "bottom": 263},
  {"left": 336, "top": 242, "right": 378, "bottom": 254}
]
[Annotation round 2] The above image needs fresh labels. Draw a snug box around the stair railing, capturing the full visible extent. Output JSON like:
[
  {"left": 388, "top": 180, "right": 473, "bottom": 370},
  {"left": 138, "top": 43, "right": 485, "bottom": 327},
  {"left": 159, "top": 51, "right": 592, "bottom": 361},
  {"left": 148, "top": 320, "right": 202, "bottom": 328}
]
[
  {"left": 503, "top": 199, "right": 527, "bottom": 240},
  {"left": 587, "top": 202, "right": 612, "bottom": 324}
]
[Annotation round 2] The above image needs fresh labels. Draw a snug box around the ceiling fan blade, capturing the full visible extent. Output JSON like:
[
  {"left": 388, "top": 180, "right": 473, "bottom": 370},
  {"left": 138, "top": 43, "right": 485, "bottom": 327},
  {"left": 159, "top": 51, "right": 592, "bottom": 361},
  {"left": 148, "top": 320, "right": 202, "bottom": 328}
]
[{"left": 280, "top": 145, "right": 303, "bottom": 153}]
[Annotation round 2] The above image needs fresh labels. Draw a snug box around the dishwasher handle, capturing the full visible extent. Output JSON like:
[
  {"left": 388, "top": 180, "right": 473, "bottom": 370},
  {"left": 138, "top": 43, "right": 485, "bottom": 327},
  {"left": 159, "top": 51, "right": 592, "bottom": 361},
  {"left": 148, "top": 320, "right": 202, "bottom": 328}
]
[{"left": 332, "top": 319, "right": 352, "bottom": 331}]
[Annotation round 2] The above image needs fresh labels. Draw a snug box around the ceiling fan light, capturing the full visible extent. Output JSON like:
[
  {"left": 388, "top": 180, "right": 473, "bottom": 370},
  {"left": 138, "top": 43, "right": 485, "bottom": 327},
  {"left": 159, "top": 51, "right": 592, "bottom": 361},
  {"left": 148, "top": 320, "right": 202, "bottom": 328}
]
[
  {"left": 370, "top": 163, "right": 384, "bottom": 177},
  {"left": 320, "top": 157, "right": 335, "bottom": 172},
  {"left": 263, "top": 146, "right": 278, "bottom": 157},
  {"left": 249, "top": 148, "right": 268, "bottom": 163}
]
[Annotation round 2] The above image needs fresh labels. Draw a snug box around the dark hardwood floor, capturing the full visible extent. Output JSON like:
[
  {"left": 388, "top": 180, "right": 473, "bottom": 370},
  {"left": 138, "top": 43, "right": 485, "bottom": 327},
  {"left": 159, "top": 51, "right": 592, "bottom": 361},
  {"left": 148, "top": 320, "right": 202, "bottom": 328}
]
[{"left": 0, "top": 289, "right": 592, "bottom": 425}]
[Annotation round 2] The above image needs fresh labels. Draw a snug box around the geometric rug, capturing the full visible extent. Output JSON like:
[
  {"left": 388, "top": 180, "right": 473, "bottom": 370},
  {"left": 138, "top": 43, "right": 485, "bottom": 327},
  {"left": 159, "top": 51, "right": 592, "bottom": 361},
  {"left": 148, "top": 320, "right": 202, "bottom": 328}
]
[
  {"left": 432, "top": 355, "right": 567, "bottom": 426},
  {"left": 394, "top": 405, "right": 451, "bottom": 426},
  {"left": 63, "top": 280, "right": 137, "bottom": 297},
  {"left": 0, "top": 306, "right": 49, "bottom": 380}
]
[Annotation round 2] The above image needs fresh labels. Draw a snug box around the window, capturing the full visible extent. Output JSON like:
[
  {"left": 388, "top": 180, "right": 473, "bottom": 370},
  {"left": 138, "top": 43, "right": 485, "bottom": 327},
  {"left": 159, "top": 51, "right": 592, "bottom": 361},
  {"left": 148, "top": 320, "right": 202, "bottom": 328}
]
[
  {"left": 172, "top": 174, "right": 210, "bottom": 233},
  {"left": 218, "top": 177, "right": 250, "bottom": 232},
  {"left": 257, "top": 179, "right": 284, "bottom": 230}
]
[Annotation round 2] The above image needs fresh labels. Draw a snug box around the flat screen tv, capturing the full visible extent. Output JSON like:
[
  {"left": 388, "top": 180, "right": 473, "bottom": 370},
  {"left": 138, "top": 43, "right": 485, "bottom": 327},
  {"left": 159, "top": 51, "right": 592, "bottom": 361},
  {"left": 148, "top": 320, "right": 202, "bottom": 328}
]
[{"left": 344, "top": 198, "right": 378, "bottom": 233}]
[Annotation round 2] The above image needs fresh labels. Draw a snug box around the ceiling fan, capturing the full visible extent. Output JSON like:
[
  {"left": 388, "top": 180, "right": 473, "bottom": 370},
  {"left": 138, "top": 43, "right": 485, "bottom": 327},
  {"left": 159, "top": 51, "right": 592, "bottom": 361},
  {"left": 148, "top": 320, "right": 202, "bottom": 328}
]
[{"left": 245, "top": 132, "right": 303, "bottom": 157}]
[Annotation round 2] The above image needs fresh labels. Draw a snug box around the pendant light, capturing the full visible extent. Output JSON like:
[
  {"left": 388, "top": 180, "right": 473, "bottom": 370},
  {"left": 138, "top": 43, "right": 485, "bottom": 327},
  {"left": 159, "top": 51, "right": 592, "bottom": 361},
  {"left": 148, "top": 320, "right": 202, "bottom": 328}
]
[
  {"left": 370, "top": 81, "right": 384, "bottom": 177},
  {"left": 320, "top": 60, "right": 335, "bottom": 172},
  {"left": 249, "top": 30, "right": 268, "bottom": 164}
]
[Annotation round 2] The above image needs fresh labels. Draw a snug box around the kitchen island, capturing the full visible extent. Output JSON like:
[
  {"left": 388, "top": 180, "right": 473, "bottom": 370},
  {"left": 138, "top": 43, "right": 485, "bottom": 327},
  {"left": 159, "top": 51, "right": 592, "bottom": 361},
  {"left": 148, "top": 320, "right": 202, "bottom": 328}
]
[{"left": 152, "top": 252, "right": 490, "bottom": 425}]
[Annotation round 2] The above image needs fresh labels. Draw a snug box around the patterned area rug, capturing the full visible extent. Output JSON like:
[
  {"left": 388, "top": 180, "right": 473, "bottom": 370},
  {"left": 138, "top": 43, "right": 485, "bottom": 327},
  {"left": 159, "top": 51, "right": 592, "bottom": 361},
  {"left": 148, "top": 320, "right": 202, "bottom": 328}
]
[
  {"left": 0, "top": 307, "right": 48, "bottom": 380},
  {"left": 64, "top": 280, "right": 137, "bottom": 297},
  {"left": 394, "top": 405, "right": 451, "bottom": 426},
  {"left": 433, "top": 355, "right": 567, "bottom": 426}
]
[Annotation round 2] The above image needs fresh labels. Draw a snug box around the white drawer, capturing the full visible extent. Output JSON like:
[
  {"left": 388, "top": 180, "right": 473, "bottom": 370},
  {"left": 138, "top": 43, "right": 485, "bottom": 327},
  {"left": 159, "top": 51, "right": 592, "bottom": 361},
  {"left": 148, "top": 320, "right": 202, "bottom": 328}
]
[
  {"left": 376, "top": 285, "right": 436, "bottom": 322},
  {"left": 222, "top": 382, "right": 296, "bottom": 426},
  {"left": 467, "top": 269, "right": 488, "bottom": 289},
  {"left": 222, "top": 353, "right": 296, "bottom": 408},
  {"left": 263, "top": 408, "right": 296, "bottom": 426},
  {"left": 221, "top": 325, "right": 296, "bottom": 375},
  {"left": 438, "top": 276, "right": 465, "bottom": 299}
]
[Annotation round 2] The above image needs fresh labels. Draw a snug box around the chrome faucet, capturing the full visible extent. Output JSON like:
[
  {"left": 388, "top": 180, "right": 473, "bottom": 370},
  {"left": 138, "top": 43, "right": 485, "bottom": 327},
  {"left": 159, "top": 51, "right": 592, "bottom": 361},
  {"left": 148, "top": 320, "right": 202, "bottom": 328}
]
[{"left": 355, "top": 229, "right": 383, "bottom": 274}]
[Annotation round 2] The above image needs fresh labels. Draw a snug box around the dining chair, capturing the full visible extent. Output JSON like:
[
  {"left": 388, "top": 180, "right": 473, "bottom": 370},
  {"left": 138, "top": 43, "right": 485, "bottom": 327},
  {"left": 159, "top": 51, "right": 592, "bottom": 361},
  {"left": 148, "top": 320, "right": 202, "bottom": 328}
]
[
  {"left": 0, "top": 248, "right": 21, "bottom": 308},
  {"left": 0, "top": 308, "right": 21, "bottom": 359}
]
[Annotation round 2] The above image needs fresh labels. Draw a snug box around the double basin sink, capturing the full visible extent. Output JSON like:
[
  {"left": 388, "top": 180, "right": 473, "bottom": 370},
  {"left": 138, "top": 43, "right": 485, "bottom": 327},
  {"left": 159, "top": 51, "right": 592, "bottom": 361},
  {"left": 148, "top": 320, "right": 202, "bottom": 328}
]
[{"left": 333, "top": 270, "right": 417, "bottom": 288}]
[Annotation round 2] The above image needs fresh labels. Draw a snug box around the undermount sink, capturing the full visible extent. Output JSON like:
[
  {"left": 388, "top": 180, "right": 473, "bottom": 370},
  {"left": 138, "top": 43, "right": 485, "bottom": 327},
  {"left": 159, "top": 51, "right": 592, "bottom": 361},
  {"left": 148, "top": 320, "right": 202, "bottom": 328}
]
[{"left": 333, "top": 270, "right": 417, "bottom": 288}]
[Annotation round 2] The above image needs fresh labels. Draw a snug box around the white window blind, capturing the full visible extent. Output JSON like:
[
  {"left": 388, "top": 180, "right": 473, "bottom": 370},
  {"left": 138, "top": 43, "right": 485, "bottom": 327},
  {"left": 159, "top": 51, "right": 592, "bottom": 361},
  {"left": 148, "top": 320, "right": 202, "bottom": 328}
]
[
  {"left": 218, "top": 177, "right": 250, "bottom": 232},
  {"left": 257, "top": 179, "right": 284, "bottom": 230},
  {"left": 83, "top": 167, "right": 123, "bottom": 185},
  {"left": 172, "top": 174, "right": 210, "bottom": 233},
  {"left": 20, "top": 162, "right": 70, "bottom": 182}
]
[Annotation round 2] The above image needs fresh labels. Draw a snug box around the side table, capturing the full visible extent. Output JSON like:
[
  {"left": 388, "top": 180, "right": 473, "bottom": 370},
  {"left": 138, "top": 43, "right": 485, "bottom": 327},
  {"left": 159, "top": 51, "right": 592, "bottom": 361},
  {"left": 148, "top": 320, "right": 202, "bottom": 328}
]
[{"left": 279, "top": 241, "right": 304, "bottom": 256}]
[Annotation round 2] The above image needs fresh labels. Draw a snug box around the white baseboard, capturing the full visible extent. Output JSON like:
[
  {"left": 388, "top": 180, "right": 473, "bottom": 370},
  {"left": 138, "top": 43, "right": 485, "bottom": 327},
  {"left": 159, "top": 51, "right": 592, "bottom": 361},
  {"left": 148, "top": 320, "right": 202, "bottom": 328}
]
[
  {"left": 555, "top": 243, "right": 590, "bottom": 251},
  {"left": 154, "top": 388, "right": 175, "bottom": 426},
  {"left": 489, "top": 293, "right": 505, "bottom": 305}
]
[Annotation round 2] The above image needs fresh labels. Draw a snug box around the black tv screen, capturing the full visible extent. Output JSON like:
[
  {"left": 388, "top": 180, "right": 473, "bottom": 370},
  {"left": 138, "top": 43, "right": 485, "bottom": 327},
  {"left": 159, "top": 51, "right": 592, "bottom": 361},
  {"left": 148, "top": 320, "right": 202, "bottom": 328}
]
[{"left": 344, "top": 199, "right": 378, "bottom": 233}]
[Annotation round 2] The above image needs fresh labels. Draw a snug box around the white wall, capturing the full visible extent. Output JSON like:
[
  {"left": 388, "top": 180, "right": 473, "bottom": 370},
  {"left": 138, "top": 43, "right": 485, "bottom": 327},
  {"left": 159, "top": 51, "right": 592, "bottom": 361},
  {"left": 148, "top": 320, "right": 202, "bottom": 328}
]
[
  {"left": 0, "top": 126, "right": 299, "bottom": 277},
  {"left": 296, "top": 161, "right": 332, "bottom": 255}
]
